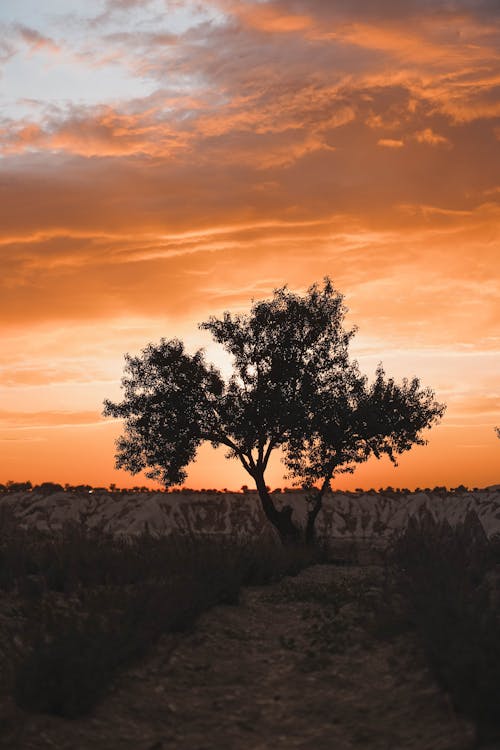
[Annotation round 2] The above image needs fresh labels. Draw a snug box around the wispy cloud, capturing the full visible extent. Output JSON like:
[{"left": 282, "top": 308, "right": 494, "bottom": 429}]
[
  {"left": 15, "top": 24, "right": 61, "bottom": 54},
  {"left": 377, "top": 138, "right": 404, "bottom": 148},
  {"left": 0, "top": 410, "right": 104, "bottom": 429}
]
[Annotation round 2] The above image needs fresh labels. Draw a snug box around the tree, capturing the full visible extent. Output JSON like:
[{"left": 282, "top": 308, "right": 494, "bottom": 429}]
[
  {"left": 284, "top": 364, "right": 446, "bottom": 543},
  {"left": 103, "top": 279, "right": 445, "bottom": 544},
  {"left": 5, "top": 480, "right": 32, "bottom": 493}
]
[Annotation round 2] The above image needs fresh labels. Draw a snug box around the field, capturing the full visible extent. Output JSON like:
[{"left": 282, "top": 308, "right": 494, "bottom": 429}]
[{"left": 0, "top": 488, "right": 499, "bottom": 749}]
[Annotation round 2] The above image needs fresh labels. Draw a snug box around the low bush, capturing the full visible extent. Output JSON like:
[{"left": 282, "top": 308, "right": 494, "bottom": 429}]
[
  {"left": 1, "top": 515, "right": 320, "bottom": 718},
  {"left": 387, "top": 511, "right": 500, "bottom": 743}
]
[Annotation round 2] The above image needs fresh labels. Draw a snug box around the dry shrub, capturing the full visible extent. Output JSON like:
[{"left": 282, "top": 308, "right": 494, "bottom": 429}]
[
  {"left": 6, "top": 525, "right": 320, "bottom": 718},
  {"left": 387, "top": 510, "right": 500, "bottom": 743}
]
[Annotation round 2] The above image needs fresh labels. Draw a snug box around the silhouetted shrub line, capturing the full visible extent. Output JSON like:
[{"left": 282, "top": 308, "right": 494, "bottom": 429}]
[
  {"left": 0, "top": 481, "right": 493, "bottom": 496},
  {"left": 382, "top": 512, "right": 500, "bottom": 745},
  {"left": 0, "top": 512, "right": 324, "bottom": 718}
]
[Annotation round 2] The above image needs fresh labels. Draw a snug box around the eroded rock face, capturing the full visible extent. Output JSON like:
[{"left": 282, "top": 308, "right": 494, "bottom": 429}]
[{"left": 2, "top": 488, "right": 499, "bottom": 544}]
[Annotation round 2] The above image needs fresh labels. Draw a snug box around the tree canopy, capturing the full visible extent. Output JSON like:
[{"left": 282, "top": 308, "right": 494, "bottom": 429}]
[{"left": 104, "top": 279, "right": 445, "bottom": 543}]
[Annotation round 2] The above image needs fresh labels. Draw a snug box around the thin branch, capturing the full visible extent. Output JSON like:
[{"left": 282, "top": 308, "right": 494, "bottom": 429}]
[
  {"left": 262, "top": 436, "right": 279, "bottom": 471},
  {"left": 257, "top": 440, "right": 264, "bottom": 468},
  {"left": 247, "top": 451, "right": 257, "bottom": 472},
  {"left": 239, "top": 453, "right": 255, "bottom": 477},
  {"left": 202, "top": 429, "right": 255, "bottom": 476}
]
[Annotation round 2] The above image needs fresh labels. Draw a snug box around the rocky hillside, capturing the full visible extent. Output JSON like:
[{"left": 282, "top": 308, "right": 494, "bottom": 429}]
[{"left": 2, "top": 487, "right": 499, "bottom": 543}]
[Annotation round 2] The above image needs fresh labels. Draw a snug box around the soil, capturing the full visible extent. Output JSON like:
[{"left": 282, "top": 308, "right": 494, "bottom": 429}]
[{"left": 1, "top": 564, "right": 475, "bottom": 750}]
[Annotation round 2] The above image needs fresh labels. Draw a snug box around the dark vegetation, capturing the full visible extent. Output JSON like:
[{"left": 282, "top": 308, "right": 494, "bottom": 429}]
[
  {"left": 0, "top": 506, "right": 322, "bottom": 719},
  {"left": 380, "top": 514, "right": 500, "bottom": 745},
  {"left": 2, "top": 493, "right": 500, "bottom": 744},
  {"left": 103, "top": 279, "right": 444, "bottom": 544},
  {"left": 0, "top": 481, "right": 481, "bottom": 495}
]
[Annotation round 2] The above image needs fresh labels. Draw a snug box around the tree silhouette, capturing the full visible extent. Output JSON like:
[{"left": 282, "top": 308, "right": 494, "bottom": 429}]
[
  {"left": 285, "top": 364, "right": 445, "bottom": 543},
  {"left": 104, "top": 279, "right": 445, "bottom": 544}
]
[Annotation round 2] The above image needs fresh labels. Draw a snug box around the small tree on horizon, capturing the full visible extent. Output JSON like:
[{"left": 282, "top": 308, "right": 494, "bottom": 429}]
[{"left": 103, "top": 279, "right": 445, "bottom": 544}]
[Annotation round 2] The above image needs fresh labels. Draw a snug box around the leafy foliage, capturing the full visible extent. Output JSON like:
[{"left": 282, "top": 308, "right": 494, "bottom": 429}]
[
  {"left": 104, "top": 340, "right": 224, "bottom": 485},
  {"left": 200, "top": 278, "right": 353, "bottom": 464},
  {"left": 286, "top": 364, "right": 445, "bottom": 488},
  {"left": 104, "top": 279, "right": 445, "bottom": 542}
]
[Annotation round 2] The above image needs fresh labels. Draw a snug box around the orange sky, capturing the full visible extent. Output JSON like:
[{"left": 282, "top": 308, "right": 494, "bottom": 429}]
[{"left": 1, "top": 0, "right": 499, "bottom": 490}]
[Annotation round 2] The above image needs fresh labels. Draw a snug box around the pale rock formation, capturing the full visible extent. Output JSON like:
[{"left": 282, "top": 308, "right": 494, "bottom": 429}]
[{"left": 2, "top": 487, "right": 499, "bottom": 546}]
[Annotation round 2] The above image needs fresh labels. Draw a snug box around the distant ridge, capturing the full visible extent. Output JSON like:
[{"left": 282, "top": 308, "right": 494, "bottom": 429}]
[{"left": 2, "top": 488, "right": 499, "bottom": 544}]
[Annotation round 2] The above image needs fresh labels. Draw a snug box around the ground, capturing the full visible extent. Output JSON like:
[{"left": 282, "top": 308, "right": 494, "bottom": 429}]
[{"left": 1, "top": 564, "right": 475, "bottom": 750}]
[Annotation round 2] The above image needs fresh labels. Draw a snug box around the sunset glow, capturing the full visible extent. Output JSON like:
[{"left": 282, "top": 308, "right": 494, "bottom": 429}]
[{"left": 1, "top": 0, "right": 499, "bottom": 490}]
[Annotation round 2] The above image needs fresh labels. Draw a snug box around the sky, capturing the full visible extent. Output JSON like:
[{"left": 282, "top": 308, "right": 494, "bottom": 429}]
[{"left": 1, "top": 0, "right": 499, "bottom": 491}]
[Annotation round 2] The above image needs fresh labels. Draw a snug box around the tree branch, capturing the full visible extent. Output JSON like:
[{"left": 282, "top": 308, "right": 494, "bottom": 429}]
[
  {"left": 202, "top": 429, "right": 256, "bottom": 476},
  {"left": 262, "top": 437, "right": 279, "bottom": 471},
  {"left": 238, "top": 453, "right": 255, "bottom": 477}
]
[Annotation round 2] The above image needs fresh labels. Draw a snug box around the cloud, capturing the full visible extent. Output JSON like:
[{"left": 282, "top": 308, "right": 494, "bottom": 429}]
[
  {"left": 106, "top": 0, "right": 152, "bottom": 8},
  {"left": 0, "top": 37, "right": 15, "bottom": 63},
  {"left": 377, "top": 138, "right": 404, "bottom": 148},
  {"left": 0, "top": 410, "right": 104, "bottom": 429},
  {"left": 449, "top": 394, "right": 500, "bottom": 416},
  {"left": 3, "top": 0, "right": 499, "bottom": 171},
  {"left": 0, "top": 106, "right": 190, "bottom": 158},
  {"left": 87, "top": 0, "right": 157, "bottom": 26},
  {"left": 0, "top": 362, "right": 104, "bottom": 387},
  {"left": 15, "top": 24, "right": 60, "bottom": 54},
  {"left": 414, "top": 128, "right": 451, "bottom": 146}
]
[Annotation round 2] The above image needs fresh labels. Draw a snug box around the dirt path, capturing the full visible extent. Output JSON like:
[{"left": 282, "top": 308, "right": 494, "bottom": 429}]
[{"left": 2, "top": 565, "right": 475, "bottom": 750}]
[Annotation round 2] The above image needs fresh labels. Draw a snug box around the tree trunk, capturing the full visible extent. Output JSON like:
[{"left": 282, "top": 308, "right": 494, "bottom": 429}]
[
  {"left": 254, "top": 474, "right": 301, "bottom": 544},
  {"left": 305, "top": 475, "right": 331, "bottom": 546},
  {"left": 305, "top": 491, "right": 323, "bottom": 546}
]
